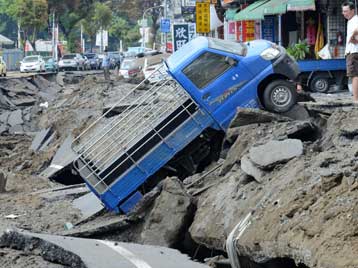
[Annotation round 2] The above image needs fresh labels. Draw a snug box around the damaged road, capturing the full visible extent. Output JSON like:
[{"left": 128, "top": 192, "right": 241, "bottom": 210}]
[{"left": 0, "top": 71, "right": 358, "bottom": 268}]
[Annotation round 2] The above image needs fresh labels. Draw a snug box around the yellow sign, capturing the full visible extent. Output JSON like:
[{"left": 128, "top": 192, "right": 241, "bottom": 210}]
[{"left": 196, "top": 1, "right": 210, "bottom": 33}]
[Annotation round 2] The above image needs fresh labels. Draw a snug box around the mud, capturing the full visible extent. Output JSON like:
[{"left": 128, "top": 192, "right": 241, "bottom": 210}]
[{"left": 0, "top": 73, "right": 357, "bottom": 268}]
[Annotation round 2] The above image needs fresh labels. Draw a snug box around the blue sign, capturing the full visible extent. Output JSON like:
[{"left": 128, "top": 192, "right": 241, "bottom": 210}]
[
  {"left": 161, "top": 18, "right": 171, "bottom": 33},
  {"left": 262, "top": 16, "right": 275, "bottom": 42}
]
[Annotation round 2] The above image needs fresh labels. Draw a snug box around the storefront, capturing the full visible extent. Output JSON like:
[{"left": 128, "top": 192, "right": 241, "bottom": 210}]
[{"left": 223, "top": 0, "right": 347, "bottom": 60}]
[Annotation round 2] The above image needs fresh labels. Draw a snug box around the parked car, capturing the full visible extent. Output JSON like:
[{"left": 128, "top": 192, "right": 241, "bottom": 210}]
[
  {"left": 119, "top": 58, "right": 142, "bottom": 78},
  {"left": 82, "top": 55, "right": 91, "bottom": 70},
  {"left": 0, "top": 56, "right": 6, "bottom": 77},
  {"left": 58, "top": 53, "right": 85, "bottom": 71},
  {"left": 84, "top": 53, "right": 100, "bottom": 70},
  {"left": 108, "top": 51, "right": 122, "bottom": 69},
  {"left": 20, "top": 55, "right": 45, "bottom": 73},
  {"left": 97, "top": 54, "right": 105, "bottom": 68},
  {"left": 143, "top": 54, "right": 170, "bottom": 84},
  {"left": 43, "top": 57, "right": 59, "bottom": 72}
]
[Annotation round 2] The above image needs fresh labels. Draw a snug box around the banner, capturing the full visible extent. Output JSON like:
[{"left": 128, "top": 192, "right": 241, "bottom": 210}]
[{"left": 95, "top": 30, "right": 108, "bottom": 47}]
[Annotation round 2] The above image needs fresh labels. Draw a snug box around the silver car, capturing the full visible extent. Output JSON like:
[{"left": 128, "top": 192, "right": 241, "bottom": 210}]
[
  {"left": 58, "top": 53, "right": 85, "bottom": 71},
  {"left": 20, "top": 55, "right": 45, "bottom": 73}
]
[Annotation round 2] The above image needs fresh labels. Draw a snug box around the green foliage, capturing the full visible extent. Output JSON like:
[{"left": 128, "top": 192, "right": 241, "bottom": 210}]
[
  {"left": 2, "top": 0, "right": 48, "bottom": 49},
  {"left": 109, "top": 17, "right": 141, "bottom": 49},
  {"left": 93, "top": 2, "right": 112, "bottom": 30},
  {"left": 286, "top": 40, "right": 310, "bottom": 60}
]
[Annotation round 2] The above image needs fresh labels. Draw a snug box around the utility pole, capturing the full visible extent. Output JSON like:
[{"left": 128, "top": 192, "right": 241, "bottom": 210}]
[
  {"left": 100, "top": 27, "right": 103, "bottom": 53},
  {"left": 164, "top": 0, "right": 167, "bottom": 49},
  {"left": 80, "top": 23, "right": 84, "bottom": 53},
  {"left": 52, "top": 12, "right": 55, "bottom": 58},
  {"left": 17, "top": 21, "right": 21, "bottom": 49}
]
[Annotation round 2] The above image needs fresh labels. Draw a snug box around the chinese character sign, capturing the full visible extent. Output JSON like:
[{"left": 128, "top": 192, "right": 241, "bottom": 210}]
[
  {"left": 172, "top": 23, "right": 196, "bottom": 52},
  {"left": 236, "top": 21, "right": 255, "bottom": 42},
  {"left": 196, "top": 1, "right": 210, "bottom": 33},
  {"left": 244, "top": 21, "right": 255, "bottom": 41}
]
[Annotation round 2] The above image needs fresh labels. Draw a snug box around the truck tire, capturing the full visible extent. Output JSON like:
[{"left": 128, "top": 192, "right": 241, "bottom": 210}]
[
  {"left": 263, "top": 79, "right": 297, "bottom": 113},
  {"left": 310, "top": 76, "right": 330, "bottom": 93}
]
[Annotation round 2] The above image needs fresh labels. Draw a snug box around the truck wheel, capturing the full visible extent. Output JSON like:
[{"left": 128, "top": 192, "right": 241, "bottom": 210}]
[
  {"left": 310, "top": 76, "right": 330, "bottom": 93},
  {"left": 263, "top": 79, "right": 297, "bottom": 113}
]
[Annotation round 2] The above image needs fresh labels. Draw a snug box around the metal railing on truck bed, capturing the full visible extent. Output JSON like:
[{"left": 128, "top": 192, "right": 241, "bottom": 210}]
[{"left": 72, "top": 65, "right": 214, "bottom": 212}]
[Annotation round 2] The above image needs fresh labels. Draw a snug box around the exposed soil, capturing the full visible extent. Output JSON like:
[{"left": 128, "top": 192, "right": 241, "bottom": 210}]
[{"left": 0, "top": 73, "right": 357, "bottom": 268}]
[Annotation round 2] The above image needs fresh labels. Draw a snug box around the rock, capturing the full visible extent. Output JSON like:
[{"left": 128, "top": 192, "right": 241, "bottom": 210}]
[
  {"left": 30, "top": 128, "right": 53, "bottom": 152},
  {"left": 11, "top": 95, "right": 37, "bottom": 106},
  {"left": 140, "top": 177, "right": 193, "bottom": 247},
  {"left": 8, "top": 124, "right": 24, "bottom": 134},
  {"left": 56, "top": 72, "right": 65, "bottom": 87},
  {"left": 7, "top": 110, "right": 23, "bottom": 127},
  {"left": 340, "top": 117, "right": 358, "bottom": 139},
  {"left": 281, "top": 104, "right": 311, "bottom": 121},
  {"left": 320, "top": 172, "right": 343, "bottom": 193},
  {"left": 249, "top": 139, "right": 303, "bottom": 169},
  {"left": 240, "top": 154, "right": 266, "bottom": 183},
  {"left": 221, "top": 126, "right": 254, "bottom": 176},
  {"left": 0, "top": 111, "right": 10, "bottom": 123},
  {"left": 229, "top": 108, "right": 291, "bottom": 129},
  {"left": 0, "top": 170, "right": 7, "bottom": 193},
  {"left": 189, "top": 170, "right": 259, "bottom": 249},
  {"left": 0, "top": 124, "right": 7, "bottom": 134}
]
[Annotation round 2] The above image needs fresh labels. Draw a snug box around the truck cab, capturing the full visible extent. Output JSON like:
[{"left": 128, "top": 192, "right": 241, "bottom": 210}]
[{"left": 72, "top": 37, "right": 299, "bottom": 213}]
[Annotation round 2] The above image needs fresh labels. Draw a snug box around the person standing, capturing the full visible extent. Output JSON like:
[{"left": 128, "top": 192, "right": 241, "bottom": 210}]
[
  {"left": 342, "top": 1, "right": 358, "bottom": 101},
  {"left": 102, "top": 49, "right": 110, "bottom": 81}
]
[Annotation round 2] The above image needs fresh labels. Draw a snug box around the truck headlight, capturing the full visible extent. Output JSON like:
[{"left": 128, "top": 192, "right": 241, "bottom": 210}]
[{"left": 260, "top": 47, "right": 280, "bottom": 60}]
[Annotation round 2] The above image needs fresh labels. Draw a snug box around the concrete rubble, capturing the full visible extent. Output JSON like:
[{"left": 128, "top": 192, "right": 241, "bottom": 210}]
[{"left": 0, "top": 73, "right": 358, "bottom": 268}]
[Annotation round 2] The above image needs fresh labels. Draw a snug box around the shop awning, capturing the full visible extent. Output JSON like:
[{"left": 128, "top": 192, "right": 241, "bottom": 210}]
[
  {"left": 234, "top": 0, "right": 316, "bottom": 21},
  {"left": 225, "top": 8, "right": 239, "bottom": 21},
  {"left": 234, "top": 0, "right": 269, "bottom": 21},
  {"left": 0, "top": 34, "right": 14, "bottom": 45}
]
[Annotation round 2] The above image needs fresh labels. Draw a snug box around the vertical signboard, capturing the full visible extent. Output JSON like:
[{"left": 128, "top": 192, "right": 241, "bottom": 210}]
[
  {"left": 236, "top": 21, "right": 256, "bottom": 42},
  {"left": 160, "top": 18, "right": 171, "bottom": 33},
  {"left": 172, "top": 23, "right": 196, "bottom": 51},
  {"left": 262, "top": 16, "right": 275, "bottom": 42},
  {"left": 244, "top": 21, "right": 255, "bottom": 41},
  {"left": 196, "top": 0, "right": 210, "bottom": 33}
]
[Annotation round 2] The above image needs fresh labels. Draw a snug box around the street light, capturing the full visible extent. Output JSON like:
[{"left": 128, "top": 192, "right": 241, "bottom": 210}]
[{"left": 141, "top": 5, "right": 164, "bottom": 48}]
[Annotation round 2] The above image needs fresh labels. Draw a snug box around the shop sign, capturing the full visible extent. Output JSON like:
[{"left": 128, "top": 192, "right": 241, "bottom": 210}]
[
  {"left": 236, "top": 21, "right": 255, "bottom": 42},
  {"left": 262, "top": 16, "right": 275, "bottom": 42},
  {"left": 228, "top": 22, "right": 236, "bottom": 34},
  {"left": 160, "top": 18, "right": 171, "bottom": 33},
  {"left": 196, "top": 0, "right": 210, "bottom": 33},
  {"left": 172, "top": 23, "right": 196, "bottom": 51}
]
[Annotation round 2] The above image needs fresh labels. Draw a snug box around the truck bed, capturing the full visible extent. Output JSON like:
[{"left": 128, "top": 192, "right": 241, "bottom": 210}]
[{"left": 72, "top": 72, "right": 214, "bottom": 211}]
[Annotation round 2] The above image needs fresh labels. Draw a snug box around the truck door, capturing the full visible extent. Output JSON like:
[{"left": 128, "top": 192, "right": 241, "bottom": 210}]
[{"left": 180, "top": 50, "right": 256, "bottom": 129}]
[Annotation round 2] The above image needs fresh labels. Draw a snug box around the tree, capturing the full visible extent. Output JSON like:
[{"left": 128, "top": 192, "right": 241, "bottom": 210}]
[
  {"left": 109, "top": 16, "right": 141, "bottom": 49},
  {"left": 48, "top": 0, "right": 94, "bottom": 52},
  {"left": 2, "top": 0, "right": 48, "bottom": 51},
  {"left": 112, "top": 0, "right": 162, "bottom": 47},
  {"left": 81, "top": 2, "right": 111, "bottom": 51}
]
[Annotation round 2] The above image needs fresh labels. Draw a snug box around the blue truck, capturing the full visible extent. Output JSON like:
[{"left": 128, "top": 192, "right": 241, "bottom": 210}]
[
  {"left": 72, "top": 37, "right": 299, "bottom": 213},
  {"left": 297, "top": 58, "right": 346, "bottom": 93}
]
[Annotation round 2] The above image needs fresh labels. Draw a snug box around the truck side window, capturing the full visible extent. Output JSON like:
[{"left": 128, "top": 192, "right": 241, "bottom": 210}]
[{"left": 183, "top": 52, "right": 233, "bottom": 89}]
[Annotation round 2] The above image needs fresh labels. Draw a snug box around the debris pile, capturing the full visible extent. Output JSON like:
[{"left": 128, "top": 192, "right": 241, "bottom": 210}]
[{"left": 0, "top": 73, "right": 357, "bottom": 268}]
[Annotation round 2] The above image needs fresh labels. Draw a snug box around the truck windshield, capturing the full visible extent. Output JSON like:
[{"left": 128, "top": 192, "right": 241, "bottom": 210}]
[
  {"left": 183, "top": 52, "right": 232, "bottom": 89},
  {"left": 208, "top": 38, "right": 247, "bottom": 56}
]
